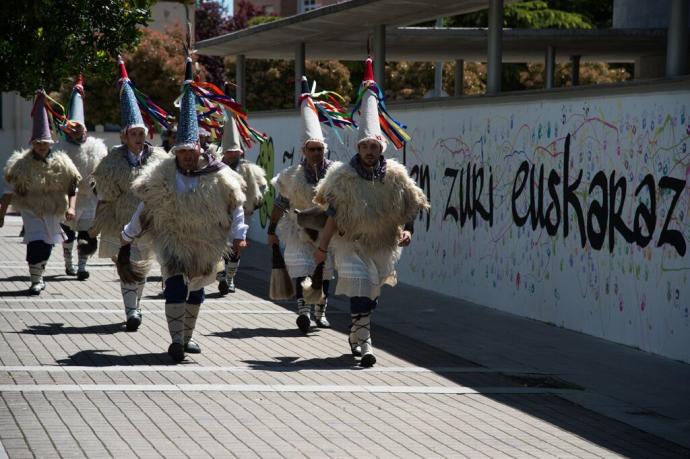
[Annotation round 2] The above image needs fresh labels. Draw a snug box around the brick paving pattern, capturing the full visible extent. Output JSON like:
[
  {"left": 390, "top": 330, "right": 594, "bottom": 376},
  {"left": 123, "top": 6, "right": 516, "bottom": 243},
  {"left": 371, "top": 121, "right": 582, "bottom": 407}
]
[{"left": 1, "top": 216, "right": 688, "bottom": 458}]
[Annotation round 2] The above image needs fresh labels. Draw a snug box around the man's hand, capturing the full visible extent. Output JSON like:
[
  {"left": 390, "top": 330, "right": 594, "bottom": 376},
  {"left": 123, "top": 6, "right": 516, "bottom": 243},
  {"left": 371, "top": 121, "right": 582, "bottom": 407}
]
[
  {"left": 233, "top": 239, "right": 247, "bottom": 254},
  {"left": 268, "top": 233, "right": 280, "bottom": 247},
  {"left": 313, "top": 247, "right": 327, "bottom": 265},
  {"left": 65, "top": 207, "right": 76, "bottom": 222},
  {"left": 399, "top": 230, "right": 412, "bottom": 247}
]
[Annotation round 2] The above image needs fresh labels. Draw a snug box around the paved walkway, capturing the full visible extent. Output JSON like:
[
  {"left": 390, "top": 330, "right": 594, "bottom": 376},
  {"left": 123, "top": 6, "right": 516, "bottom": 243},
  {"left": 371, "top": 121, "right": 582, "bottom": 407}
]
[{"left": 0, "top": 215, "right": 688, "bottom": 458}]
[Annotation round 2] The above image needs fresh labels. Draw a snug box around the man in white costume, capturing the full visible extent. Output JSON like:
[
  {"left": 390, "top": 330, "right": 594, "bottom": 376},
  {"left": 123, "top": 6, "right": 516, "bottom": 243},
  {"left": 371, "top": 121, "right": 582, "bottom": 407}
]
[
  {"left": 58, "top": 75, "right": 108, "bottom": 280},
  {"left": 0, "top": 90, "right": 81, "bottom": 295},
  {"left": 120, "top": 57, "right": 248, "bottom": 363},
  {"left": 90, "top": 57, "right": 167, "bottom": 331},
  {"left": 267, "top": 76, "right": 339, "bottom": 333},
  {"left": 313, "top": 58, "right": 429, "bottom": 367}
]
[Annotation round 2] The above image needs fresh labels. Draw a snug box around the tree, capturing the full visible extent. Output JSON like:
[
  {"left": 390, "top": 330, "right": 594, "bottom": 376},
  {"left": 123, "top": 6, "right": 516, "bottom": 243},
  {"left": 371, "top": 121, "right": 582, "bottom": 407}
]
[
  {"left": 0, "top": 0, "right": 153, "bottom": 97},
  {"left": 59, "top": 25, "right": 208, "bottom": 127},
  {"left": 224, "top": 59, "right": 352, "bottom": 111},
  {"left": 438, "top": 0, "right": 628, "bottom": 92},
  {"left": 445, "top": 0, "right": 593, "bottom": 29},
  {"left": 195, "top": 0, "right": 232, "bottom": 85},
  {"left": 195, "top": 0, "right": 275, "bottom": 86}
]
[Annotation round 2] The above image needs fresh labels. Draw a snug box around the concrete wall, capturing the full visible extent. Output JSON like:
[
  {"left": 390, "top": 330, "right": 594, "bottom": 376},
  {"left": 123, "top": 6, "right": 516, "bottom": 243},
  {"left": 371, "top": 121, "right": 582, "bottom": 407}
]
[{"left": 241, "top": 79, "right": 690, "bottom": 363}]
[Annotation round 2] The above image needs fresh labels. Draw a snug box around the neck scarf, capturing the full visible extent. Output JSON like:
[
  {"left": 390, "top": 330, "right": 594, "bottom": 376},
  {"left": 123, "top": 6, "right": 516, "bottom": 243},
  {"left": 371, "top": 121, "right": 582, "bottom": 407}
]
[
  {"left": 125, "top": 143, "right": 151, "bottom": 167},
  {"left": 177, "top": 152, "right": 227, "bottom": 177},
  {"left": 31, "top": 149, "right": 52, "bottom": 163},
  {"left": 302, "top": 157, "right": 332, "bottom": 185},
  {"left": 349, "top": 153, "right": 386, "bottom": 181}
]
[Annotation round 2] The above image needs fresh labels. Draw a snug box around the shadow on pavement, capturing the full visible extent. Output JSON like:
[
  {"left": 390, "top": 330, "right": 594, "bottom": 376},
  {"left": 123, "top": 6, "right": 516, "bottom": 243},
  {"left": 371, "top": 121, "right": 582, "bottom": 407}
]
[
  {"left": 208, "top": 327, "right": 317, "bottom": 339},
  {"left": 56, "top": 349, "right": 177, "bottom": 366},
  {"left": 243, "top": 354, "right": 356, "bottom": 370},
  {"left": 15, "top": 322, "right": 126, "bottom": 335}
]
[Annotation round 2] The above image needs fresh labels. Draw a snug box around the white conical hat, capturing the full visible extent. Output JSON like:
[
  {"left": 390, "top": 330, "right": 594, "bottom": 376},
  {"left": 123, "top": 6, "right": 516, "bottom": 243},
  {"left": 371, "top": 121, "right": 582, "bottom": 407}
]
[
  {"left": 357, "top": 58, "right": 387, "bottom": 152},
  {"left": 221, "top": 112, "right": 242, "bottom": 152},
  {"left": 300, "top": 76, "right": 325, "bottom": 147}
]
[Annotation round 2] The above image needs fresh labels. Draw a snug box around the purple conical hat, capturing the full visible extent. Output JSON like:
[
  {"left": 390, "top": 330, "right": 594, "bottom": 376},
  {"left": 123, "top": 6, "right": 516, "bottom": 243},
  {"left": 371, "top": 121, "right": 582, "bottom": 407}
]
[{"left": 30, "top": 90, "right": 54, "bottom": 144}]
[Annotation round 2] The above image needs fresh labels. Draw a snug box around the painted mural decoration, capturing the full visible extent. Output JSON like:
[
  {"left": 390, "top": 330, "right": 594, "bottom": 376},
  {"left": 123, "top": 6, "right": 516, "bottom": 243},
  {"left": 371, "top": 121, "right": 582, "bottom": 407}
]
[{"left": 245, "top": 91, "right": 690, "bottom": 363}]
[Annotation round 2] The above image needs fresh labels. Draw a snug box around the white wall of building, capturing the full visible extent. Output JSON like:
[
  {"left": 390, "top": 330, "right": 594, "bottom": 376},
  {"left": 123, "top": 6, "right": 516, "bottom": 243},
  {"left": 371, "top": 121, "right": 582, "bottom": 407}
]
[{"left": 240, "top": 81, "right": 690, "bottom": 363}]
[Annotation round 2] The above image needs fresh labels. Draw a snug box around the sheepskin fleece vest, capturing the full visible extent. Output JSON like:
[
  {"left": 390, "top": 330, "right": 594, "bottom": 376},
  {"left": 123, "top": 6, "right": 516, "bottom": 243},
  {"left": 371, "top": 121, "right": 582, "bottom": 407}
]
[
  {"left": 275, "top": 164, "right": 319, "bottom": 211},
  {"left": 237, "top": 160, "right": 267, "bottom": 215},
  {"left": 91, "top": 144, "right": 167, "bottom": 236},
  {"left": 4, "top": 149, "right": 81, "bottom": 217},
  {"left": 314, "top": 159, "right": 429, "bottom": 251},
  {"left": 132, "top": 156, "right": 246, "bottom": 279},
  {"left": 60, "top": 137, "right": 107, "bottom": 199}
]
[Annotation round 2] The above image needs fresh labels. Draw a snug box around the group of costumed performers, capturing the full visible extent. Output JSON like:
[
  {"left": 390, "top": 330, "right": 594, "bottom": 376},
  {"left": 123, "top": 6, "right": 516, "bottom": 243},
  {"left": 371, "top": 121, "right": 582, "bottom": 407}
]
[
  {"left": 270, "top": 58, "right": 429, "bottom": 367},
  {"left": 0, "top": 52, "right": 428, "bottom": 368},
  {"left": 0, "top": 91, "right": 82, "bottom": 295},
  {"left": 117, "top": 56, "right": 251, "bottom": 362},
  {"left": 268, "top": 76, "right": 347, "bottom": 333}
]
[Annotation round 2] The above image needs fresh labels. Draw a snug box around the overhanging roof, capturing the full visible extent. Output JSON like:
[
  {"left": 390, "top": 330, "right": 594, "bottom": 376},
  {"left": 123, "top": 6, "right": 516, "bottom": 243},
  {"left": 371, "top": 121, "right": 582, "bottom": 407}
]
[
  {"left": 199, "top": 26, "right": 667, "bottom": 62},
  {"left": 196, "top": 0, "right": 497, "bottom": 56},
  {"left": 196, "top": 0, "right": 668, "bottom": 63}
]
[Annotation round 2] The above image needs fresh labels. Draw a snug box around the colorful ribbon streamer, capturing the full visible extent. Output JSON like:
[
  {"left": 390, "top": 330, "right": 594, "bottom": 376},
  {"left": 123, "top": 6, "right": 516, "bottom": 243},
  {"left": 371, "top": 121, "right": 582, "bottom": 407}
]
[{"left": 350, "top": 80, "right": 410, "bottom": 150}]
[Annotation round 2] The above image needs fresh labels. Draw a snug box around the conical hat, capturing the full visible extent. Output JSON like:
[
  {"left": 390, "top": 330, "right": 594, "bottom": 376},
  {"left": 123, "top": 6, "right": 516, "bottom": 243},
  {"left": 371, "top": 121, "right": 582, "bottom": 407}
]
[
  {"left": 67, "top": 74, "right": 85, "bottom": 126},
  {"left": 356, "top": 58, "right": 387, "bottom": 152},
  {"left": 173, "top": 57, "right": 199, "bottom": 151},
  {"left": 30, "top": 91, "right": 54, "bottom": 144},
  {"left": 221, "top": 113, "right": 242, "bottom": 153},
  {"left": 300, "top": 76, "right": 325, "bottom": 147},
  {"left": 118, "top": 56, "right": 146, "bottom": 133}
]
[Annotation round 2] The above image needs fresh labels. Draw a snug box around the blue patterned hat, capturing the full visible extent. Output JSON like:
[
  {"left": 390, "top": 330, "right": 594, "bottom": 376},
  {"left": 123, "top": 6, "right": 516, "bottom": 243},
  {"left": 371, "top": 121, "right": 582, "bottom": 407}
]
[
  {"left": 118, "top": 56, "right": 146, "bottom": 133},
  {"left": 173, "top": 57, "right": 199, "bottom": 151}
]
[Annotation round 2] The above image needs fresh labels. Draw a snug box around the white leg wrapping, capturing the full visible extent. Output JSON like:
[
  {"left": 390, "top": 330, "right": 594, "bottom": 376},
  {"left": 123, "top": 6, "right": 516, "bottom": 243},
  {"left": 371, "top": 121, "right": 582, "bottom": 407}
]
[
  {"left": 29, "top": 262, "right": 46, "bottom": 284},
  {"left": 314, "top": 302, "right": 327, "bottom": 321},
  {"left": 166, "top": 302, "right": 186, "bottom": 345},
  {"left": 352, "top": 312, "right": 373, "bottom": 357},
  {"left": 120, "top": 281, "right": 139, "bottom": 319},
  {"left": 226, "top": 258, "right": 239, "bottom": 282},
  {"left": 297, "top": 298, "right": 310, "bottom": 318},
  {"left": 77, "top": 253, "right": 88, "bottom": 272},
  {"left": 63, "top": 243, "right": 74, "bottom": 271},
  {"left": 184, "top": 303, "right": 201, "bottom": 344},
  {"left": 135, "top": 280, "right": 146, "bottom": 307}
]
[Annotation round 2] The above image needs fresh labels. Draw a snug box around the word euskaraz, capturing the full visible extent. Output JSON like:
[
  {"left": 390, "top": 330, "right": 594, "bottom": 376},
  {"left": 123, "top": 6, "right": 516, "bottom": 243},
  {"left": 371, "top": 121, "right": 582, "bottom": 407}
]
[{"left": 443, "top": 134, "right": 686, "bottom": 256}]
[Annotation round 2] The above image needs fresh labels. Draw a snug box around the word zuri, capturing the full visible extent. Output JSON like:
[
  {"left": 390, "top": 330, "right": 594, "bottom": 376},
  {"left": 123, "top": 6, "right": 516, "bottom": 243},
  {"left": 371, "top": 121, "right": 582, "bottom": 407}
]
[{"left": 442, "top": 134, "right": 687, "bottom": 256}]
